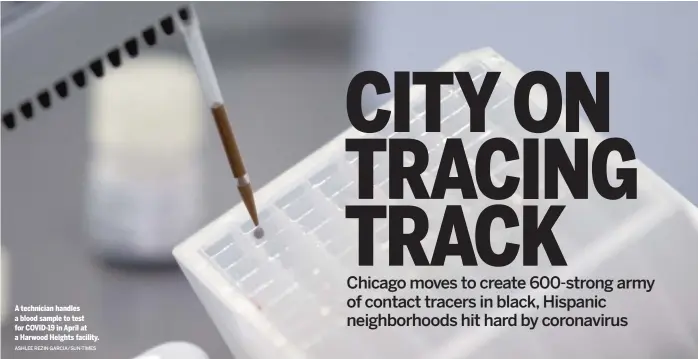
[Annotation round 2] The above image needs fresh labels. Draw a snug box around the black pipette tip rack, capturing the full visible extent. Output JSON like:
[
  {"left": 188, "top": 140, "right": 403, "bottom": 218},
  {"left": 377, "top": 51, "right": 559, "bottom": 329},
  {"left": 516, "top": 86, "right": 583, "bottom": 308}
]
[{"left": 2, "top": 6, "right": 192, "bottom": 131}]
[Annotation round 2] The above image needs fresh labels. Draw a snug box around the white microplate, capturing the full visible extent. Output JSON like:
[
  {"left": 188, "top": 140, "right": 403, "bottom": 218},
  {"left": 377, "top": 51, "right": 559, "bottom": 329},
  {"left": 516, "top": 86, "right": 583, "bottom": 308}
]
[{"left": 174, "top": 48, "right": 698, "bottom": 359}]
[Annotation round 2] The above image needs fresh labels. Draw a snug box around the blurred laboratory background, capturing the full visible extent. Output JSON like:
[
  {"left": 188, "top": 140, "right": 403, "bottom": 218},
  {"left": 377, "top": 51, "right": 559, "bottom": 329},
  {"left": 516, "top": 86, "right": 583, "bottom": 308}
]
[{"left": 2, "top": 2, "right": 697, "bottom": 359}]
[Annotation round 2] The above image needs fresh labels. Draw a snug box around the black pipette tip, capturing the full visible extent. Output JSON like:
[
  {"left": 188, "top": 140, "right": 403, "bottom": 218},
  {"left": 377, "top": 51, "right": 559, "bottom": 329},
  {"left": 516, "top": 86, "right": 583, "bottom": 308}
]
[
  {"left": 253, "top": 227, "right": 265, "bottom": 239},
  {"left": 178, "top": 7, "right": 190, "bottom": 22}
]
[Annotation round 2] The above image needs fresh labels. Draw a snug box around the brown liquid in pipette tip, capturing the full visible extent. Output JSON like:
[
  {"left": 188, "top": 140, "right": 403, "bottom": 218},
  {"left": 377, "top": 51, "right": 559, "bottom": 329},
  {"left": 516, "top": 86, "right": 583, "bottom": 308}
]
[{"left": 211, "top": 103, "right": 264, "bottom": 238}]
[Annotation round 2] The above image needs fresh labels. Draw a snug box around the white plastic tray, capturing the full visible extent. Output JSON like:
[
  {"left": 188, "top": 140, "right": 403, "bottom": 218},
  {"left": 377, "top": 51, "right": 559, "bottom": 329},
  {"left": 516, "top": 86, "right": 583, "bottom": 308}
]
[{"left": 174, "top": 48, "right": 698, "bottom": 359}]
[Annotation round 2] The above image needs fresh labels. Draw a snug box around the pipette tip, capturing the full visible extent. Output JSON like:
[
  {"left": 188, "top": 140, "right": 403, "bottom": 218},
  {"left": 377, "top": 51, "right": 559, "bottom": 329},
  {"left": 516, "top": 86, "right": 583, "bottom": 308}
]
[{"left": 253, "top": 226, "right": 265, "bottom": 239}]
